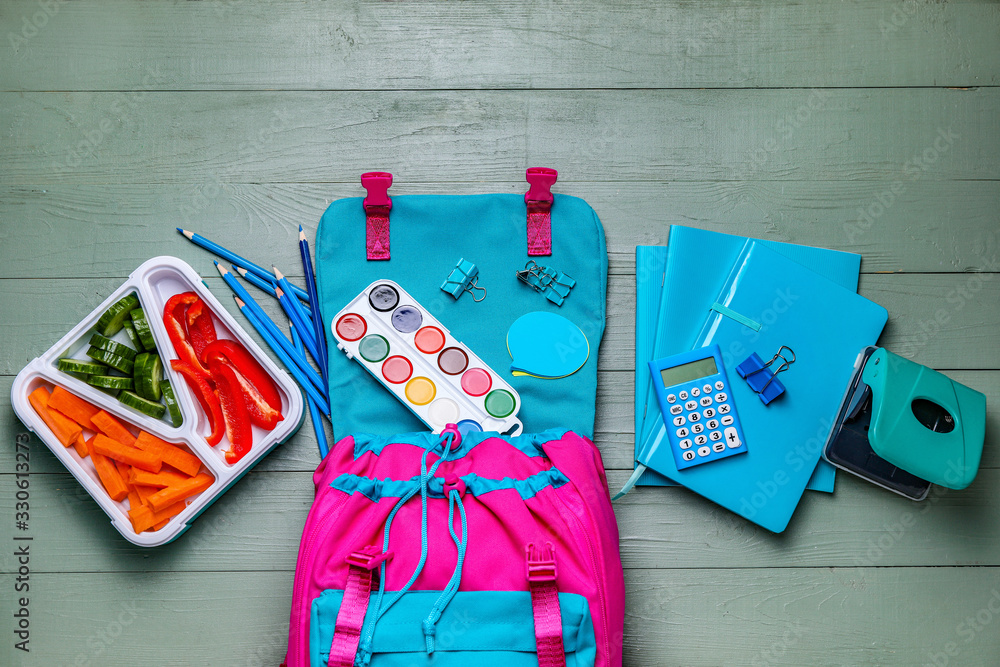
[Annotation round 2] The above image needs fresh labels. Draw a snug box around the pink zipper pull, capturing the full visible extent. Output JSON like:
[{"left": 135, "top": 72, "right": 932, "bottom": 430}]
[
  {"left": 362, "top": 172, "right": 393, "bottom": 261},
  {"left": 525, "top": 167, "right": 557, "bottom": 256}
]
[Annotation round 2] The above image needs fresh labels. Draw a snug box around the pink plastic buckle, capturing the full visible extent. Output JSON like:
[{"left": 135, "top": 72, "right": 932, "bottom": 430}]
[
  {"left": 345, "top": 545, "right": 393, "bottom": 570},
  {"left": 525, "top": 167, "right": 557, "bottom": 206},
  {"left": 442, "top": 473, "right": 467, "bottom": 498},
  {"left": 441, "top": 423, "right": 462, "bottom": 449},
  {"left": 525, "top": 542, "right": 558, "bottom": 582},
  {"left": 361, "top": 172, "right": 393, "bottom": 211}
]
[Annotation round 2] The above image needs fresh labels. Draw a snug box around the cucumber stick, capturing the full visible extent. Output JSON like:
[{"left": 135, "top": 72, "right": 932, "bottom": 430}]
[
  {"left": 122, "top": 321, "right": 142, "bottom": 350},
  {"left": 118, "top": 391, "right": 166, "bottom": 419},
  {"left": 57, "top": 358, "right": 108, "bottom": 376},
  {"left": 130, "top": 308, "right": 157, "bottom": 351},
  {"left": 87, "top": 375, "right": 135, "bottom": 391},
  {"left": 86, "top": 346, "right": 134, "bottom": 374},
  {"left": 96, "top": 293, "right": 140, "bottom": 337},
  {"left": 133, "top": 353, "right": 163, "bottom": 401},
  {"left": 161, "top": 381, "right": 183, "bottom": 427},
  {"left": 89, "top": 333, "right": 137, "bottom": 360}
]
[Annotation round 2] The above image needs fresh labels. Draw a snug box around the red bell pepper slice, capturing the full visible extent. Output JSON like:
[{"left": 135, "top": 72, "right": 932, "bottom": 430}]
[
  {"left": 203, "top": 339, "right": 284, "bottom": 431},
  {"left": 170, "top": 359, "right": 225, "bottom": 446},
  {"left": 185, "top": 298, "right": 218, "bottom": 364},
  {"left": 163, "top": 292, "right": 209, "bottom": 375},
  {"left": 208, "top": 356, "right": 253, "bottom": 464}
]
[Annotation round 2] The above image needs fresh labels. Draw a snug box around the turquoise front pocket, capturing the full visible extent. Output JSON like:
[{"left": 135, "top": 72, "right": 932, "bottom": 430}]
[{"left": 310, "top": 590, "right": 597, "bottom": 666}]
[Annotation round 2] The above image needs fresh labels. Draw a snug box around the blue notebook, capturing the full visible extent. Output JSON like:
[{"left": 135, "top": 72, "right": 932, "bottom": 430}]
[
  {"left": 636, "top": 227, "right": 863, "bottom": 491},
  {"left": 635, "top": 240, "right": 888, "bottom": 532}
]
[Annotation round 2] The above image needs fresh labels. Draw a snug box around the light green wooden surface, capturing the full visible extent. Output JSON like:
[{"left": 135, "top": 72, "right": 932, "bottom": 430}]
[{"left": 1, "top": 1, "right": 998, "bottom": 665}]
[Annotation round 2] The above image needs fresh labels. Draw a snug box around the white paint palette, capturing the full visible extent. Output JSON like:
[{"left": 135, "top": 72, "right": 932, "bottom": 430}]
[{"left": 332, "top": 279, "right": 523, "bottom": 437}]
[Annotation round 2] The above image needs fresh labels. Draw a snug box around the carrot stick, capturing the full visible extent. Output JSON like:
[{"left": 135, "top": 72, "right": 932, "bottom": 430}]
[
  {"left": 151, "top": 518, "right": 172, "bottom": 531},
  {"left": 91, "top": 411, "right": 137, "bottom": 447},
  {"left": 28, "top": 387, "right": 82, "bottom": 448},
  {"left": 47, "top": 386, "right": 102, "bottom": 430},
  {"left": 134, "top": 431, "right": 203, "bottom": 477},
  {"left": 91, "top": 434, "right": 162, "bottom": 473},
  {"left": 128, "top": 500, "right": 187, "bottom": 533},
  {"left": 128, "top": 468, "right": 190, "bottom": 488},
  {"left": 89, "top": 440, "right": 129, "bottom": 502},
  {"left": 134, "top": 483, "right": 157, "bottom": 508},
  {"left": 72, "top": 433, "right": 89, "bottom": 458},
  {"left": 147, "top": 473, "right": 214, "bottom": 512}
]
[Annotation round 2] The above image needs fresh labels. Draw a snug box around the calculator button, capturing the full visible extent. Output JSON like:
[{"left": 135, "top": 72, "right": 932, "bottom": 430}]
[
  {"left": 715, "top": 380, "right": 725, "bottom": 391},
  {"left": 694, "top": 434, "right": 708, "bottom": 446},
  {"left": 724, "top": 427, "right": 741, "bottom": 448},
  {"left": 715, "top": 392, "right": 728, "bottom": 403},
  {"left": 697, "top": 446, "right": 711, "bottom": 457},
  {"left": 707, "top": 419, "right": 719, "bottom": 429},
  {"left": 685, "top": 401, "right": 698, "bottom": 411},
  {"left": 670, "top": 404, "right": 683, "bottom": 415},
  {"left": 667, "top": 393, "right": 676, "bottom": 404},
  {"left": 679, "top": 438, "right": 692, "bottom": 449},
  {"left": 703, "top": 408, "right": 716, "bottom": 418},
  {"left": 699, "top": 396, "right": 712, "bottom": 407},
  {"left": 691, "top": 423, "right": 704, "bottom": 434},
  {"left": 691, "top": 387, "right": 700, "bottom": 397},
  {"left": 683, "top": 451, "right": 696, "bottom": 461},
  {"left": 688, "top": 412, "right": 701, "bottom": 422},
  {"left": 709, "top": 430, "right": 722, "bottom": 441},
  {"left": 718, "top": 404, "right": 731, "bottom": 415},
  {"left": 672, "top": 415, "right": 686, "bottom": 427},
  {"left": 703, "top": 384, "right": 713, "bottom": 394},
  {"left": 676, "top": 427, "right": 689, "bottom": 438},
  {"left": 712, "top": 442, "right": 726, "bottom": 453},
  {"left": 679, "top": 391, "right": 688, "bottom": 400},
  {"left": 721, "top": 415, "right": 734, "bottom": 426}
]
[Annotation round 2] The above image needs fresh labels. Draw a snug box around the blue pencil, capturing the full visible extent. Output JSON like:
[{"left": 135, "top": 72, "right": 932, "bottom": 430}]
[
  {"left": 292, "top": 322, "right": 329, "bottom": 458},
  {"left": 178, "top": 228, "right": 310, "bottom": 303},
  {"left": 235, "top": 266, "right": 312, "bottom": 321},
  {"left": 299, "top": 226, "right": 330, "bottom": 393},
  {"left": 216, "top": 263, "right": 326, "bottom": 394},
  {"left": 273, "top": 266, "right": 320, "bottom": 360},
  {"left": 234, "top": 296, "right": 331, "bottom": 416}
]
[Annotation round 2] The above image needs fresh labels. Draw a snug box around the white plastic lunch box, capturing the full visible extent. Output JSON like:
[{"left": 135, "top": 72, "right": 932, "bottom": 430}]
[{"left": 11, "top": 256, "right": 305, "bottom": 547}]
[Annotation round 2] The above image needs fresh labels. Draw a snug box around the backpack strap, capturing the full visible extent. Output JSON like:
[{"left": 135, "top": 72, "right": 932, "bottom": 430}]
[
  {"left": 526, "top": 542, "right": 567, "bottom": 667},
  {"left": 362, "top": 172, "right": 393, "bottom": 261},
  {"left": 327, "top": 546, "right": 392, "bottom": 667},
  {"left": 525, "top": 167, "right": 557, "bottom": 257}
]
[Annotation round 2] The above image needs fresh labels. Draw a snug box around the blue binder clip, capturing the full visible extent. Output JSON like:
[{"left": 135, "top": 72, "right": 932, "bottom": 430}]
[
  {"left": 736, "top": 346, "right": 795, "bottom": 405},
  {"left": 441, "top": 258, "right": 486, "bottom": 301},
  {"left": 516, "top": 260, "right": 576, "bottom": 306}
]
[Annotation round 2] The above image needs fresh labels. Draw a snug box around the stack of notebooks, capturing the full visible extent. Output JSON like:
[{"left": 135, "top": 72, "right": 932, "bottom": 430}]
[{"left": 629, "top": 226, "right": 888, "bottom": 532}]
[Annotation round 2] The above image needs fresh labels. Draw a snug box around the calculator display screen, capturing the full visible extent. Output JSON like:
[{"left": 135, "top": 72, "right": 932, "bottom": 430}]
[{"left": 660, "top": 357, "right": 718, "bottom": 388}]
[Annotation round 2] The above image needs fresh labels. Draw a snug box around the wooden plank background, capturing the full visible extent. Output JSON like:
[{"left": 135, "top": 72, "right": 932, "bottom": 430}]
[{"left": 1, "top": 0, "right": 997, "bottom": 665}]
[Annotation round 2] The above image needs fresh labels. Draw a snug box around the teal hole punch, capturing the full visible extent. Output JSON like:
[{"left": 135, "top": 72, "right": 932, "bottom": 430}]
[
  {"left": 823, "top": 346, "right": 987, "bottom": 499},
  {"left": 441, "top": 258, "right": 486, "bottom": 302}
]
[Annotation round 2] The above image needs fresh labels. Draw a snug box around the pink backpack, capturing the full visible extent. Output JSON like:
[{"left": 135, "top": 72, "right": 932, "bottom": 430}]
[{"left": 284, "top": 428, "right": 624, "bottom": 666}]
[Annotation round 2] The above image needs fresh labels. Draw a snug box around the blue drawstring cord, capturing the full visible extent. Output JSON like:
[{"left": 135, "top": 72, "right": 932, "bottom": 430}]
[
  {"left": 422, "top": 487, "right": 468, "bottom": 653},
  {"left": 356, "top": 433, "right": 454, "bottom": 666}
]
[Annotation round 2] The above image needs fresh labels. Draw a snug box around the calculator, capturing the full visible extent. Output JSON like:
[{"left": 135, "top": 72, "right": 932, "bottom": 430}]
[{"left": 648, "top": 344, "right": 748, "bottom": 470}]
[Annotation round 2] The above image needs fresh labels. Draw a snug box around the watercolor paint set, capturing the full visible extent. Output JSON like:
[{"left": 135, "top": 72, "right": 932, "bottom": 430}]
[
  {"left": 11, "top": 257, "right": 305, "bottom": 546},
  {"left": 332, "top": 279, "right": 523, "bottom": 437}
]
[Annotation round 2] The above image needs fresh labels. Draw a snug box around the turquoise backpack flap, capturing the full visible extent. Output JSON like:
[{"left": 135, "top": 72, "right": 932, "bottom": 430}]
[{"left": 315, "top": 181, "right": 607, "bottom": 439}]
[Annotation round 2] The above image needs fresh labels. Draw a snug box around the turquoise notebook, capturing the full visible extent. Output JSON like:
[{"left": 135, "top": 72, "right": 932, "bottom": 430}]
[
  {"left": 635, "top": 227, "right": 863, "bottom": 491},
  {"left": 635, "top": 240, "right": 888, "bottom": 532}
]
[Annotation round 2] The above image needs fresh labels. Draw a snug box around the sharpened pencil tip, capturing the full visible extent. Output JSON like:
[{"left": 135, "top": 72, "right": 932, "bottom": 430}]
[
  {"left": 275, "top": 286, "right": 285, "bottom": 298},
  {"left": 234, "top": 296, "right": 245, "bottom": 308},
  {"left": 272, "top": 266, "right": 285, "bottom": 280},
  {"left": 235, "top": 265, "right": 247, "bottom": 276},
  {"left": 179, "top": 229, "right": 194, "bottom": 239},
  {"left": 299, "top": 227, "right": 306, "bottom": 241},
  {"left": 216, "top": 263, "right": 228, "bottom": 276}
]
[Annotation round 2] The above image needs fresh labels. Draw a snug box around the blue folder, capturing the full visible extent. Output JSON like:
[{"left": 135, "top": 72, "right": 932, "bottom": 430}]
[
  {"left": 635, "top": 240, "right": 888, "bottom": 532},
  {"left": 635, "top": 227, "right": 865, "bottom": 491}
]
